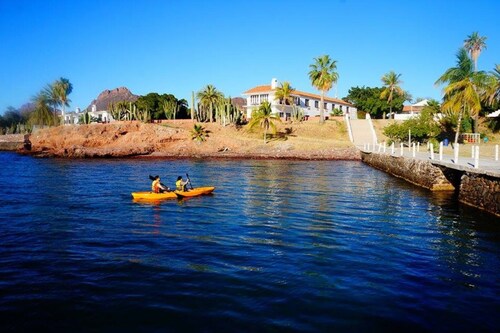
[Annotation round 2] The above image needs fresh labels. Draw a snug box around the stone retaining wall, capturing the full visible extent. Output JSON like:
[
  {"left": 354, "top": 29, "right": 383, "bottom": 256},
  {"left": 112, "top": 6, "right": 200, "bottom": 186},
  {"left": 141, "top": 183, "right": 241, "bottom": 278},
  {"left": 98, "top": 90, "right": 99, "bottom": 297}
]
[
  {"left": 0, "top": 142, "right": 22, "bottom": 151},
  {"left": 459, "top": 173, "right": 500, "bottom": 216},
  {"left": 361, "top": 151, "right": 500, "bottom": 217},
  {"left": 361, "top": 152, "right": 455, "bottom": 191},
  {"left": 0, "top": 134, "right": 24, "bottom": 151}
]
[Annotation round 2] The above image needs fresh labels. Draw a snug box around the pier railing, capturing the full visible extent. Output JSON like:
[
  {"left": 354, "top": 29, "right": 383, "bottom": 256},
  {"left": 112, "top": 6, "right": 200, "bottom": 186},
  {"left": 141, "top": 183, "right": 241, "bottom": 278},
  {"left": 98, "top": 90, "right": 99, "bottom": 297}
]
[{"left": 362, "top": 141, "right": 500, "bottom": 173}]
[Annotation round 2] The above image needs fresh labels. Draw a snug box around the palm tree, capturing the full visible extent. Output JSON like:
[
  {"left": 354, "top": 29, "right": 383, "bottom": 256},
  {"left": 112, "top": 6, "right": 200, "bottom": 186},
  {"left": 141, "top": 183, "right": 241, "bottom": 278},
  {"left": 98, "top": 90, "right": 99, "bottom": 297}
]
[
  {"left": 464, "top": 32, "right": 487, "bottom": 72},
  {"left": 191, "top": 123, "right": 209, "bottom": 143},
  {"left": 484, "top": 64, "right": 500, "bottom": 107},
  {"left": 196, "top": 84, "right": 223, "bottom": 122},
  {"left": 30, "top": 91, "right": 57, "bottom": 127},
  {"left": 53, "top": 78, "right": 73, "bottom": 125},
  {"left": 247, "top": 101, "right": 281, "bottom": 144},
  {"left": 274, "top": 81, "right": 295, "bottom": 119},
  {"left": 43, "top": 83, "right": 59, "bottom": 120},
  {"left": 464, "top": 32, "right": 487, "bottom": 132},
  {"left": 435, "top": 48, "right": 488, "bottom": 145},
  {"left": 308, "top": 55, "right": 338, "bottom": 123},
  {"left": 380, "top": 71, "right": 403, "bottom": 119}
]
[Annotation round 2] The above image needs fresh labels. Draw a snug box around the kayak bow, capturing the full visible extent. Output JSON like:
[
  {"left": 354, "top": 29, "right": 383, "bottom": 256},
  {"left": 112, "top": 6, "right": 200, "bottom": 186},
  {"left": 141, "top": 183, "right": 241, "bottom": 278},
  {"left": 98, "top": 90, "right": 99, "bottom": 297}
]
[{"left": 174, "top": 186, "right": 215, "bottom": 198}]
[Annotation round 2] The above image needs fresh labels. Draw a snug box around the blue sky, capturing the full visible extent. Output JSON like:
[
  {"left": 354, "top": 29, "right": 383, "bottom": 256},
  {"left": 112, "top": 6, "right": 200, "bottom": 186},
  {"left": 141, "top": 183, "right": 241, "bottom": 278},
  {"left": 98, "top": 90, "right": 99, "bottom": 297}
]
[{"left": 1, "top": 0, "right": 499, "bottom": 113}]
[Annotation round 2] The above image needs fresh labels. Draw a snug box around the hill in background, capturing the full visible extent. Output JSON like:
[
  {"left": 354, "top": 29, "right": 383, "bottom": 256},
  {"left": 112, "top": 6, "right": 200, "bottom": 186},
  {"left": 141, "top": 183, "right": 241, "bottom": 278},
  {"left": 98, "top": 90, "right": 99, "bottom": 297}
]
[{"left": 87, "top": 87, "right": 138, "bottom": 111}]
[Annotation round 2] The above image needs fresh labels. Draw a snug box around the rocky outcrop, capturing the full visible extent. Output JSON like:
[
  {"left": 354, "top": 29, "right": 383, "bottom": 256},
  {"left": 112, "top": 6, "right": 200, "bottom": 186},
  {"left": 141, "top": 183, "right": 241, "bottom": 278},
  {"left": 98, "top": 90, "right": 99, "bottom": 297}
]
[
  {"left": 87, "top": 87, "right": 138, "bottom": 111},
  {"left": 231, "top": 97, "right": 246, "bottom": 110},
  {"left": 22, "top": 121, "right": 361, "bottom": 160}
]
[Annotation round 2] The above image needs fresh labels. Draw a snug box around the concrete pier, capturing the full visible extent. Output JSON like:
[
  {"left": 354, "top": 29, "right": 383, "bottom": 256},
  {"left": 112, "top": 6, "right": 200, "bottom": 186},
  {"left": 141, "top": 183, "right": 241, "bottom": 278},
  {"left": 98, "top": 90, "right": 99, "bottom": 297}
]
[{"left": 361, "top": 151, "right": 500, "bottom": 217}]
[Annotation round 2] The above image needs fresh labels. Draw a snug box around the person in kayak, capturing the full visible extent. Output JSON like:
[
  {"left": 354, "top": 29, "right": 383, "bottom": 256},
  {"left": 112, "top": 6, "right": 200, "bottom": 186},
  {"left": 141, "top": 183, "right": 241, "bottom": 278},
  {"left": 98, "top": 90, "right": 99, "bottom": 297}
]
[
  {"left": 176, "top": 176, "right": 190, "bottom": 191},
  {"left": 152, "top": 175, "right": 169, "bottom": 193}
]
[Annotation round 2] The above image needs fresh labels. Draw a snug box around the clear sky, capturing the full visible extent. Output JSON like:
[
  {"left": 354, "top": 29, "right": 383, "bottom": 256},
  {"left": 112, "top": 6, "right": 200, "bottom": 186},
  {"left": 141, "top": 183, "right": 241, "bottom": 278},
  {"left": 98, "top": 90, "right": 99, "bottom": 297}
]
[{"left": 1, "top": 0, "right": 498, "bottom": 113}]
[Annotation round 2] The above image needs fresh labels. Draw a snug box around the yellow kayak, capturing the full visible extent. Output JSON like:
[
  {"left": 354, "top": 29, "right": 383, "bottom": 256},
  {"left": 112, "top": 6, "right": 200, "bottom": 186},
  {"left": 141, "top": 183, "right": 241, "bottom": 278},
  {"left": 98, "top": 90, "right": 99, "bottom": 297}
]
[
  {"left": 131, "top": 187, "right": 215, "bottom": 200},
  {"left": 174, "top": 186, "right": 215, "bottom": 198}
]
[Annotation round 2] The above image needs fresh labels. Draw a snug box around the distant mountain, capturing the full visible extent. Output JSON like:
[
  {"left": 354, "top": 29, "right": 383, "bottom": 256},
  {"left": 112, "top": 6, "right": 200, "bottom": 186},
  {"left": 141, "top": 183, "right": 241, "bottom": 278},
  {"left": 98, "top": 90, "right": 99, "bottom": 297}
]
[
  {"left": 87, "top": 87, "right": 138, "bottom": 111},
  {"left": 231, "top": 97, "right": 245, "bottom": 110}
]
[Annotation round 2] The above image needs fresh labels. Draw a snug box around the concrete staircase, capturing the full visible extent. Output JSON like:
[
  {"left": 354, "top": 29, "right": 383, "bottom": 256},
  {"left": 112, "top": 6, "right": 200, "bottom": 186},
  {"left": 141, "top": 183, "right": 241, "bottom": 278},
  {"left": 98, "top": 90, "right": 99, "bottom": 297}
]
[{"left": 348, "top": 117, "right": 378, "bottom": 148}]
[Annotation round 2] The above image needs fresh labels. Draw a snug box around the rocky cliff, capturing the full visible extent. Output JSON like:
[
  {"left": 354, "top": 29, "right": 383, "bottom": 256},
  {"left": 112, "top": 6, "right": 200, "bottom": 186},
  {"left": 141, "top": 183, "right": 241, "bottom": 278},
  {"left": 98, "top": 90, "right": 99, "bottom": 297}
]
[{"left": 87, "top": 87, "right": 138, "bottom": 111}]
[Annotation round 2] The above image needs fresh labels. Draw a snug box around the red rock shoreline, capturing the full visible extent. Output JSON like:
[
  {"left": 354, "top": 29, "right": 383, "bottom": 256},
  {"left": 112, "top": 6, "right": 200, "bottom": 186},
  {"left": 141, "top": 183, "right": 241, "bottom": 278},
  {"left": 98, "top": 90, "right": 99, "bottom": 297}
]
[{"left": 12, "top": 121, "right": 361, "bottom": 160}]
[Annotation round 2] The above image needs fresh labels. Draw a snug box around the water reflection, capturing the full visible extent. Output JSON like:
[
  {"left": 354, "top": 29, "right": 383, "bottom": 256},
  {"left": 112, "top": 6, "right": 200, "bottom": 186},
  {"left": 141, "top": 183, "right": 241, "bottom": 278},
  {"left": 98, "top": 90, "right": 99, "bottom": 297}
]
[{"left": 0, "top": 153, "right": 499, "bottom": 332}]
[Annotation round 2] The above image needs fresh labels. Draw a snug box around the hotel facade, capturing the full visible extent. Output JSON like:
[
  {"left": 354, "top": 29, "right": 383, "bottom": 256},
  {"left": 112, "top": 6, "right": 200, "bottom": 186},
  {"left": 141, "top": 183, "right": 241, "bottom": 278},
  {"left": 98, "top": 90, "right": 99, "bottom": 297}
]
[{"left": 242, "top": 78, "right": 357, "bottom": 120}]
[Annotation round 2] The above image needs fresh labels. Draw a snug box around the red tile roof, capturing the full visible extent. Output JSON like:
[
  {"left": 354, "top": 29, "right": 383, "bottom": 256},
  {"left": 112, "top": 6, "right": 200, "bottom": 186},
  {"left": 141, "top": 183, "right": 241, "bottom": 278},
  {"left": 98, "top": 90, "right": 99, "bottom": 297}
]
[
  {"left": 402, "top": 105, "right": 424, "bottom": 113},
  {"left": 243, "top": 84, "right": 353, "bottom": 106}
]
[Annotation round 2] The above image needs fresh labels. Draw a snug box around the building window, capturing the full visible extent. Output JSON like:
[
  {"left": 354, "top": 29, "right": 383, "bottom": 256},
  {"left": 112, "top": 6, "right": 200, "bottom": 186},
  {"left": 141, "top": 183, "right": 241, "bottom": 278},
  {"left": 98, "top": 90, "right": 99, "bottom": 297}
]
[
  {"left": 314, "top": 101, "right": 319, "bottom": 108},
  {"left": 339, "top": 105, "right": 343, "bottom": 111},
  {"left": 295, "top": 97, "right": 300, "bottom": 106},
  {"left": 260, "top": 94, "right": 268, "bottom": 103},
  {"left": 305, "top": 99, "right": 309, "bottom": 107},
  {"left": 324, "top": 103, "right": 328, "bottom": 109},
  {"left": 251, "top": 95, "right": 259, "bottom": 105},
  {"left": 346, "top": 106, "right": 349, "bottom": 113}
]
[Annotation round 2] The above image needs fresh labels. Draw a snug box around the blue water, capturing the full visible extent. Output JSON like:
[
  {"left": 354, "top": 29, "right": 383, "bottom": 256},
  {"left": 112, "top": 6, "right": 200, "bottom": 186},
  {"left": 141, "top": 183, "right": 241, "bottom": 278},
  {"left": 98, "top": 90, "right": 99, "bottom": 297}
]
[{"left": 0, "top": 152, "right": 499, "bottom": 332}]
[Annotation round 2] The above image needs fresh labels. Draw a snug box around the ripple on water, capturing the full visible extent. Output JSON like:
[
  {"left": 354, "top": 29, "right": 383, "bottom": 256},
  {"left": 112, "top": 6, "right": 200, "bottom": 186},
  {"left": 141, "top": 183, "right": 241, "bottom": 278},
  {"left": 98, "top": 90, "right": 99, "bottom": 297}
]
[{"left": 0, "top": 154, "right": 499, "bottom": 332}]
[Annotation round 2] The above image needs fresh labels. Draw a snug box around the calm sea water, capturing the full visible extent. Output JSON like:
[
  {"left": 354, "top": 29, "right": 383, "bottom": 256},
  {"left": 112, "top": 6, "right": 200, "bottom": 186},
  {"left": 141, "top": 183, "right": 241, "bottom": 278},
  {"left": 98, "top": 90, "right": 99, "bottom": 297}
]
[{"left": 0, "top": 152, "right": 499, "bottom": 332}]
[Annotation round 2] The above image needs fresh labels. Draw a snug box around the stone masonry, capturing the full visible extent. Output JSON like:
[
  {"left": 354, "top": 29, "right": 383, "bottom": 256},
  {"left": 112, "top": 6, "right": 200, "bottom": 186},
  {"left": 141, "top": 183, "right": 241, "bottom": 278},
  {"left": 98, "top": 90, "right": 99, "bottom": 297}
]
[
  {"left": 361, "top": 151, "right": 455, "bottom": 191},
  {"left": 361, "top": 151, "right": 500, "bottom": 217}
]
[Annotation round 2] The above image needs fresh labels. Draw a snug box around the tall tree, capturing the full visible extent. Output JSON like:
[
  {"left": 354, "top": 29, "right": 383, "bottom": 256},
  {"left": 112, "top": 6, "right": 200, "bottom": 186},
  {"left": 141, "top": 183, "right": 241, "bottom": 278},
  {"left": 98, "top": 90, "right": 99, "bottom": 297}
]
[
  {"left": 380, "top": 71, "right": 403, "bottom": 119},
  {"left": 30, "top": 92, "right": 57, "bottom": 127},
  {"left": 308, "top": 55, "right": 338, "bottom": 123},
  {"left": 484, "top": 64, "right": 500, "bottom": 107},
  {"left": 435, "top": 48, "right": 488, "bottom": 145},
  {"left": 464, "top": 32, "right": 487, "bottom": 72},
  {"left": 247, "top": 101, "right": 281, "bottom": 144},
  {"left": 274, "top": 81, "right": 295, "bottom": 119},
  {"left": 196, "top": 84, "right": 223, "bottom": 122},
  {"left": 53, "top": 78, "right": 73, "bottom": 125},
  {"left": 464, "top": 32, "right": 487, "bottom": 132}
]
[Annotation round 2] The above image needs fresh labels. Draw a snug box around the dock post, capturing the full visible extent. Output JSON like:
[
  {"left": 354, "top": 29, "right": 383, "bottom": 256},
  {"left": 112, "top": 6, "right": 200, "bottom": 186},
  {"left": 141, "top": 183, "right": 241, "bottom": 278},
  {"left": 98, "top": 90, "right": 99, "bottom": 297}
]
[
  {"left": 496, "top": 145, "right": 498, "bottom": 161},
  {"left": 439, "top": 141, "right": 443, "bottom": 161},
  {"left": 430, "top": 143, "right": 434, "bottom": 160},
  {"left": 474, "top": 146, "right": 479, "bottom": 168},
  {"left": 400, "top": 143, "right": 404, "bottom": 156},
  {"left": 454, "top": 144, "right": 459, "bottom": 164}
]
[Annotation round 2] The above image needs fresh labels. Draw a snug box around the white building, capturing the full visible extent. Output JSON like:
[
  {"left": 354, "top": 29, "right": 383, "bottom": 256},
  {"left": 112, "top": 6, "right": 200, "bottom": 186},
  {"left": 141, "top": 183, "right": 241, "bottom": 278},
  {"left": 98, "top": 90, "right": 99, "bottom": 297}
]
[
  {"left": 64, "top": 105, "right": 114, "bottom": 124},
  {"left": 242, "top": 78, "right": 357, "bottom": 120},
  {"left": 395, "top": 99, "right": 429, "bottom": 120}
]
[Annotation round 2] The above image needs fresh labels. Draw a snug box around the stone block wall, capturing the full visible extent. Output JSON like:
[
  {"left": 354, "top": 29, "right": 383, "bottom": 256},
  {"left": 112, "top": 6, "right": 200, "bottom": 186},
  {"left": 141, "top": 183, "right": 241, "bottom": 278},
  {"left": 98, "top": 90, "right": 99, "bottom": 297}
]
[
  {"left": 459, "top": 173, "right": 500, "bottom": 216},
  {"left": 361, "top": 151, "right": 500, "bottom": 217},
  {"left": 361, "top": 152, "right": 455, "bottom": 191}
]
